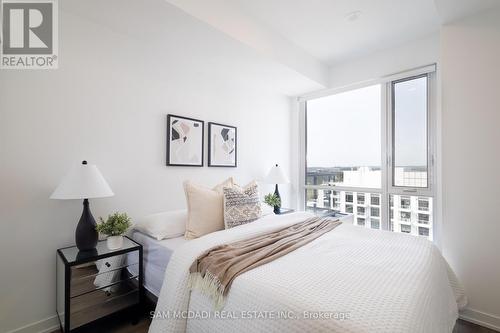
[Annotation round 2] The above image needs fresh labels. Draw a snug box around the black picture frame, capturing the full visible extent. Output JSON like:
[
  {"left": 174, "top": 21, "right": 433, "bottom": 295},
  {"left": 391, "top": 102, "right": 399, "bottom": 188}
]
[
  {"left": 166, "top": 114, "right": 204, "bottom": 167},
  {"left": 208, "top": 122, "right": 237, "bottom": 167}
]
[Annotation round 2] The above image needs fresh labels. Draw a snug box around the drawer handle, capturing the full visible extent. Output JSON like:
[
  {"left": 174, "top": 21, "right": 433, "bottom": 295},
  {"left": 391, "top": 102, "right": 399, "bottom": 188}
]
[
  {"left": 105, "top": 262, "right": 111, "bottom": 267},
  {"left": 105, "top": 290, "right": 112, "bottom": 297}
]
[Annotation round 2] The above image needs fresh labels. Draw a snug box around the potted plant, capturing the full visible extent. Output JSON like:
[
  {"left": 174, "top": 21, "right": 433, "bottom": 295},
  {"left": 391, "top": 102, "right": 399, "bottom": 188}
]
[
  {"left": 96, "top": 212, "right": 132, "bottom": 249},
  {"left": 264, "top": 193, "right": 281, "bottom": 214}
]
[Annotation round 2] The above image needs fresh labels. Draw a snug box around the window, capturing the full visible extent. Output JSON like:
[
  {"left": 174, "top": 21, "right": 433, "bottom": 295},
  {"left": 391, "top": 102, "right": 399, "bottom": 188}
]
[
  {"left": 370, "top": 218, "right": 380, "bottom": 229},
  {"left": 357, "top": 193, "right": 365, "bottom": 205},
  {"left": 392, "top": 76, "right": 428, "bottom": 188},
  {"left": 305, "top": 189, "right": 340, "bottom": 214},
  {"left": 401, "top": 224, "right": 412, "bottom": 233},
  {"left": 418, "top": 198, "right": 429, "bottom": 211},
  {"left": 418, "top": 213, "right": 429, "bottom": 224},
  {"left": 390, "top": 194, "right": 433, "bottom": 238},
  {"left": 332, "top": 199, "right": 340, "bottom": 210},
  {"left": 418, "top": 227, "right": 429, "bottom": 237},
  {"left": 303, "top": 69, "right": 435, "bottom": 240},
  {"left": 400, "top": 197, "right": 411, "bottom": 209},
  {"left": 305, "top": 189, "right": 388, "bottom": 226},
  {"left": 400, "top": 211, "right": 411, "bottom": 222},
  {"left": 306, "top": 85, "right": 381, "bottom": 189}
]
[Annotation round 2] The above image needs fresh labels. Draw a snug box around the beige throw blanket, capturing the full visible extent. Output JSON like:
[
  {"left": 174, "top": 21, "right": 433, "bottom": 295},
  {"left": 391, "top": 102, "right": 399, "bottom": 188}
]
[{"left": 188, "top": 216, "right": 341, "bottom": 308}]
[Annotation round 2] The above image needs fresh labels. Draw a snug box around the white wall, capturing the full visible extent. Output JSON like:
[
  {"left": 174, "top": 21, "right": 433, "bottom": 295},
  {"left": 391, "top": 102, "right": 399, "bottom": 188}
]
[
  {"left": 0, "top": 1, "right": 297, "bottom": 331},
  {"left": 440, "top": 8, "right": 500, "bottom": 329},
  {"left": 329, "top": 34, "right": 440, "bottom": 88}
]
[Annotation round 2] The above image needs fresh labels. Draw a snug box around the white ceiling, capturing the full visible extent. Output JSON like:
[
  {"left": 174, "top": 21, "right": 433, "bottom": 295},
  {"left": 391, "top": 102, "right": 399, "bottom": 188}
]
[
  {"left": 165, "top": 0, "right": 500, "bottom": 88},
  {"left": 68, "top": 0, "right": 500, "bottom": 92},
  {"left": 61, "top": 0, "right": 325, "bottom": 95},
  {"left": 228, "top": 0, "right": 500, "bottom": 66},
  {"left": 233, "top": 0, "right": 441, "bottom": 65}
]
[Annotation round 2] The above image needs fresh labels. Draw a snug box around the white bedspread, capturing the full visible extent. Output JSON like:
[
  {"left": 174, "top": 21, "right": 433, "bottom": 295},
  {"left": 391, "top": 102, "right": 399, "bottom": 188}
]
[{"left": 149, "top": 212, "right": 466, "bottom": 333}]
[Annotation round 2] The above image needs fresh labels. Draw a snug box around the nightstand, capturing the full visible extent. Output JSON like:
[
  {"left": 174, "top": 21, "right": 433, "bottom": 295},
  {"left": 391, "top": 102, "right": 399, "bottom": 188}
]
[
  {"left": 319, "top": 211, "right": 354, "bottom": 224},
  {"left": 56, "top": 236, "right": 143, "bottom": 332},
  {"left": 277, "top": 208, "right": 295, "bottom": 215}
]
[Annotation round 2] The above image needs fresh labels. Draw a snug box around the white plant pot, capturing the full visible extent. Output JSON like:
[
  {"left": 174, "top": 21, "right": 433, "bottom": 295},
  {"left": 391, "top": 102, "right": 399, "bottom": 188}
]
[{"left": 106, "top": 235, "right": 124, "bottom": 250}]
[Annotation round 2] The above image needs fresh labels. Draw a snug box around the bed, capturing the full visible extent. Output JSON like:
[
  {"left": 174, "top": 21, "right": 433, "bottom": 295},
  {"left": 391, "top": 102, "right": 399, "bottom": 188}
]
[
  {"left": 147, "top": 212, "right": 466, "bottom": 333},
  {"left": 129, "top": 232, "right": 189, "bottom": 298}
]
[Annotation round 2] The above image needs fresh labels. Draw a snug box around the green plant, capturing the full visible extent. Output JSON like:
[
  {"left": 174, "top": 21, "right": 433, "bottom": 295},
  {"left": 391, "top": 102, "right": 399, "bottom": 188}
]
[
  {"left": 264, "top": 193, "right": 281, "bottom": 208},
  {"left": 96, "top": 212, "right": 132, "bottom": 236}
]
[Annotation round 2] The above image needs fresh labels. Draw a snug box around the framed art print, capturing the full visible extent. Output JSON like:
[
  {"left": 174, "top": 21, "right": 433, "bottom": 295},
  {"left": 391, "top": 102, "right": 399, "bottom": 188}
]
[
  {"left": 167, "top": 114, "right": 204, "bottom": 166},
  {"left": 208, "top": 122, "right": 237, "bottom": 167}
]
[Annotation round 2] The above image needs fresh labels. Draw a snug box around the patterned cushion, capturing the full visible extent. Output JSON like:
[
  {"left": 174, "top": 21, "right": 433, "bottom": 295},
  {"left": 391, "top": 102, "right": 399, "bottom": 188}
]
[{"left": 223, "top": 182, "right": 262, "bottom": 229}]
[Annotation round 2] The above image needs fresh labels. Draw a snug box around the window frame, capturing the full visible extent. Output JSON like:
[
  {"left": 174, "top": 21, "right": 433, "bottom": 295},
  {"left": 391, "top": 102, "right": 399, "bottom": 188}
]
[
  {"left": 299, "top": 65, "right": 437, "bottom": 241},
  {"left": 387, "top": 73, "right": 435, "bottom": 197}
]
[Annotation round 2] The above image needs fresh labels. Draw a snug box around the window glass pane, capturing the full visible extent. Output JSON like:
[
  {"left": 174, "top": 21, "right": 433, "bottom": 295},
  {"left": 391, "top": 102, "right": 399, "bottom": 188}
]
[
  {"left": 304, "top": 73, "right": 434, "bottom": 241},
  {"left": 305, "top": 189, "right": 339, "bottom": 215},
  {"left": 370, "top": 218, "right": 380, "bottom": 230},
  {"left": 389, "top": 194, "right": 433, "bottom": 240},
  {"left": 357, "top": 193, "right": 365, "bottom": 204},
  {"left": 418, "top": 227, "right": 429, "bottom": 237},
  {"left": 401, "top": 224, "right": 411, "bottom": 233},
  {"left": 306, "top": 189, "right": 382, "bottom": 228},
  {"left": 306, "top": 85, "right": 381, "bottom": 188},
  {"left": 393, "top": 76, "right": 428, "bottom": 187}
]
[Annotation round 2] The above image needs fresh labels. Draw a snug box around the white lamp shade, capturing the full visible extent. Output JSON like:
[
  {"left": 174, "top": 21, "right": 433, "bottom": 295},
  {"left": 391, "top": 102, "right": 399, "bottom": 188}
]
[
  {"left": 264, "top": 164, "right": 289, "bottom": 184},
  {"left": 50, "top": 162, "right": 114, "bottom": 199}
]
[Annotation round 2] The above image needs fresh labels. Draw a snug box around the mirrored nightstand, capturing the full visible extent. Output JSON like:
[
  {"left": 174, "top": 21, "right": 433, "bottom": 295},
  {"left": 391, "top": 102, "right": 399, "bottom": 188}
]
[
  {"left": 276, "top": 208, "right": 295, "bottom": 215},
  {"left": 56, "top": 236, "right": 143, "bottom": 332}
]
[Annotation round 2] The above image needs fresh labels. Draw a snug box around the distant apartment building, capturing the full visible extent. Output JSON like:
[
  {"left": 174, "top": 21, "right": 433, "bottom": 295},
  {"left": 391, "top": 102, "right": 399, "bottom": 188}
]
[{"left": 306, "top": 167, "right": 433, "bottom": 240}]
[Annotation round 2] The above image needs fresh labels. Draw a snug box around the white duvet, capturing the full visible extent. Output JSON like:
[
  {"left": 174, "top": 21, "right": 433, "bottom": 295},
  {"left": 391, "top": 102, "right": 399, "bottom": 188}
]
[{"left": 149, "top": 212, "right": 466, "bottom": 333}]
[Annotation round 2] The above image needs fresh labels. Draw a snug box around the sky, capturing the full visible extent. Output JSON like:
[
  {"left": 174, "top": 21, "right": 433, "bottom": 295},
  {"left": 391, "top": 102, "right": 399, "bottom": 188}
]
[{"left": 306, "top": 78, "right": 427, "bottom": 168}]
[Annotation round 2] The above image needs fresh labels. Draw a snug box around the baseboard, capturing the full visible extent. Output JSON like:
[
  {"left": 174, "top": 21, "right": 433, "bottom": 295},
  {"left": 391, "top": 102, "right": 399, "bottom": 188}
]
[
  {"left": 460, "top": 307, "right": 500, "bottom": 332},
  {"left": 5, "top": 315, "right": 59, "bottom": 333}
]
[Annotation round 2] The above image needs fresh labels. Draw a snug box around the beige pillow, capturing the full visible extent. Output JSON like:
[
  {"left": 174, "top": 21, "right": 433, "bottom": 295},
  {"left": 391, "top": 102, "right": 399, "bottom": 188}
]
[{"left": 184, "top": 177, "right": 234, "bottom": 239}]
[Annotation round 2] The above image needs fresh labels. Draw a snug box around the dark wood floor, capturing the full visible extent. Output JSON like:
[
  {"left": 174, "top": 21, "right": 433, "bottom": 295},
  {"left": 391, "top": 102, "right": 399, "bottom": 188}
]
[
  {"left": 453, "top": 319, "right": 498, "bottom": 333},
  {"left": 53, "top": 314, "right": 496, "bottom": 333}
]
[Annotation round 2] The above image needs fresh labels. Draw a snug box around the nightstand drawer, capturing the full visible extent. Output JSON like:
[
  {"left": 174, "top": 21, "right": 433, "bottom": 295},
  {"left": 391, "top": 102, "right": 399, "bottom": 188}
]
[
  {"left": 70, "top": 262, "right": 139, "bottom": 297},
  {"left": 70, "top": 277, "right": 139, "bottom": 330},
  {"left": 70, "top": 251, "right": 139, "bottom": 279}
]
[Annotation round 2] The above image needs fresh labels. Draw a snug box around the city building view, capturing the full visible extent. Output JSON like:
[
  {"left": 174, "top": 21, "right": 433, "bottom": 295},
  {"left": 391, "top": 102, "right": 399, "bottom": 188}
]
[{"left": 306, "top": 167, "right": 433, "bottom": 240}]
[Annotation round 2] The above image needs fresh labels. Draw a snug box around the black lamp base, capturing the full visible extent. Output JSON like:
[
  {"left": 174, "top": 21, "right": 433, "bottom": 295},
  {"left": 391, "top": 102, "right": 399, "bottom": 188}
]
[
  {"left": 75, "top": 199, "right": 98, "bottom": 251},
  {"left": 273, "top": 184, "right": 281, "bottom": 214}
]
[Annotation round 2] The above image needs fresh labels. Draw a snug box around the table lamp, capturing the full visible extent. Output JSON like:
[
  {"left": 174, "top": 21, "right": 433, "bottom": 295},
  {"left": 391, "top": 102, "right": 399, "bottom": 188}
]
[
  {"left": 51, "top": 161, "right": 114, "bottom": 251},
  {"left": 264, "top": 164, "right": 289, "bottom": 214}
]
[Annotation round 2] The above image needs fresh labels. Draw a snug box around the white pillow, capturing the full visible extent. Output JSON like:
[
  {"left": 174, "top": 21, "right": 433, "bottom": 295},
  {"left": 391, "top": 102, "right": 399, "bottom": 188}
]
[{"left": 133, "top": 209, "right": 187, "bottom": 240}]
